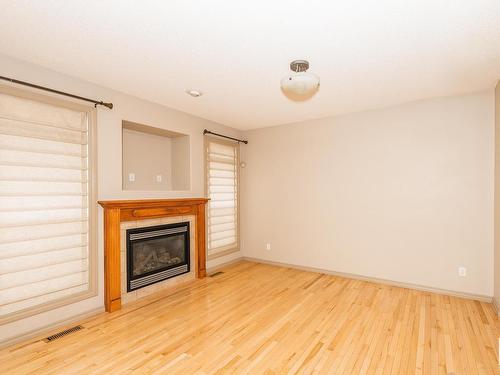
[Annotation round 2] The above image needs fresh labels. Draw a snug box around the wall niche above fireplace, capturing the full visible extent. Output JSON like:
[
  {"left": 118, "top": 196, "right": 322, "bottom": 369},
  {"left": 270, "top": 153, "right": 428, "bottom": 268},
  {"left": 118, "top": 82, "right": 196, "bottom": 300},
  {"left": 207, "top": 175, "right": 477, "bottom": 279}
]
[{"left": 122, "top": 120, "right": 190, "bottom": 191}]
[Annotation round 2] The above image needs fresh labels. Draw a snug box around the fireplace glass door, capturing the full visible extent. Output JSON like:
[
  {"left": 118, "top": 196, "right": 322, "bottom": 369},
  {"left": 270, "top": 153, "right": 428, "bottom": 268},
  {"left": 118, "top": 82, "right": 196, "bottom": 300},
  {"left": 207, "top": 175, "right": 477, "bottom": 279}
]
[{"left": 126, "top": 222, "right": 190, "bottom": 291}]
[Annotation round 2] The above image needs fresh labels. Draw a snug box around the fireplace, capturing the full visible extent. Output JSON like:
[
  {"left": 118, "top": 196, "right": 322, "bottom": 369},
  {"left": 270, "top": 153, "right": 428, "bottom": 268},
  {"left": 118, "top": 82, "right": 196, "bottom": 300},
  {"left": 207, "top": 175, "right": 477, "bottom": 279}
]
[{"left": 126, "top": 222, "right": 190, "bottom": 292}]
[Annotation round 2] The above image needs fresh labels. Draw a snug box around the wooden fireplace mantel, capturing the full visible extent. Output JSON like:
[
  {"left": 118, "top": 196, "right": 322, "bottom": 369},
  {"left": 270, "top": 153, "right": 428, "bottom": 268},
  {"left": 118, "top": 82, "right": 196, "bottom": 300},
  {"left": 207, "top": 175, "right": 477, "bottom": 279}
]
[{"left": 98, "top": 198, "right": 209, "bottom": 312}]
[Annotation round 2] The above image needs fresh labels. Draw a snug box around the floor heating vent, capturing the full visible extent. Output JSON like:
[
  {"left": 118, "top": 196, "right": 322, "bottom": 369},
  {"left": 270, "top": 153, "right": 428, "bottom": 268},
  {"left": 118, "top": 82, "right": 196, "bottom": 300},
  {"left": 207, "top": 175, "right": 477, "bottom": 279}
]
[
  {"left": 43, "top": 325, "right": 83, "bottom": 342},
  {"left": 210, "top": 271, "right": 224, "bottom": 277}
]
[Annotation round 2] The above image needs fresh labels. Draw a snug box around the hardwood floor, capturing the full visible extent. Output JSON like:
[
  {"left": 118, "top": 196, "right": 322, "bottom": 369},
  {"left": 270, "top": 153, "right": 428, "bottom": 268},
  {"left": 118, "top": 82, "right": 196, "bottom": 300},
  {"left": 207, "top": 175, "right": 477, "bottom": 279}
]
[{"left": 1, "top": 260, "right": 499, "bottom": 374}]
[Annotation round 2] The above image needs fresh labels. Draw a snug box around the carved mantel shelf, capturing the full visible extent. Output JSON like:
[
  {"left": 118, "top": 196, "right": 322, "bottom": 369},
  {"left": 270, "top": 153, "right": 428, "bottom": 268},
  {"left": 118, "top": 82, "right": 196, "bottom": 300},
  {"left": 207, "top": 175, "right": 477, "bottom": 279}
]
[{"left": 98, "top": 198, "right": 209, "bottom": 312}]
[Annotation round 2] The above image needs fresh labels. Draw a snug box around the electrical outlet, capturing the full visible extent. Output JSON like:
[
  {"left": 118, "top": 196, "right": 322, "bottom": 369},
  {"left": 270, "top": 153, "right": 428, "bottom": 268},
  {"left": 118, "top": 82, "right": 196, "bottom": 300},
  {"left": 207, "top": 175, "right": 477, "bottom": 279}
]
[
  {"left": 266, "top": 243, "right": 271, "bottom": 251},
  {"left": 156, "top": 174, "right": 162, "bottom": 182},
  {"left": 128, "top": 173, "right": 135, "bottom": 182},
  {"left": 458, "top": 267, "right": 467, "bottom": 277}
]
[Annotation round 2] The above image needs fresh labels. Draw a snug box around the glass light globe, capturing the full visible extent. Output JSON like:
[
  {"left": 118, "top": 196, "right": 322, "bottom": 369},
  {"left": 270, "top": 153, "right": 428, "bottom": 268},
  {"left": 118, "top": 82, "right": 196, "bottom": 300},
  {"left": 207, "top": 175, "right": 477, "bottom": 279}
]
[{"left": 280, "top": 72, "right": 320, "bottom": 100}]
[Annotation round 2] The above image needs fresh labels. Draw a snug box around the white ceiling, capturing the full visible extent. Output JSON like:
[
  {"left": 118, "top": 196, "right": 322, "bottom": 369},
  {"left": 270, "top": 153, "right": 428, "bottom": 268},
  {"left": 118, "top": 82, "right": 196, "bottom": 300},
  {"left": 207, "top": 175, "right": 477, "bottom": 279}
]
[{"left": 0, "top": 1, "right": 499, "bottom": 130}]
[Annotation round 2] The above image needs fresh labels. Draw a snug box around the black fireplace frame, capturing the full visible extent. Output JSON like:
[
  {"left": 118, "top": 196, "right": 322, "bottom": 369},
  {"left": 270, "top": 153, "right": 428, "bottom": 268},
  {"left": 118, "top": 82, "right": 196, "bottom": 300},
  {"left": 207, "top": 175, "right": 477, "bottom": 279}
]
[{"left": 126, "top": 222, "right": 190, "bottom": 292}]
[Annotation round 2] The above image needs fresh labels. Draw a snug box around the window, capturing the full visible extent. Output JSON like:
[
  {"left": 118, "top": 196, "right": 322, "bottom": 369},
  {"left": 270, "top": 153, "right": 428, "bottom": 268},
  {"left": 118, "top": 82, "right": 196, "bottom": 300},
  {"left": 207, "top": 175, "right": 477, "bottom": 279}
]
[
  {"left": 0, "top": 86, "right": 97, "bottom": 324},
  {"left": 205, "top": 137, "right": 239, "bottom": 258}
]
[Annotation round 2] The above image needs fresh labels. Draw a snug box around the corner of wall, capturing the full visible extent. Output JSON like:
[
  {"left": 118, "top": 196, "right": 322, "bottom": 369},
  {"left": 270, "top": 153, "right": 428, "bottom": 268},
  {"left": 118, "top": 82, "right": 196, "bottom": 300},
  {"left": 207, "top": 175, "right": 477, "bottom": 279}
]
[
  {"left": 494, "top": 80, "right": 500, "bottom": 312},
  {"left": 492, "top": 296, "right": 500, "bottom": 317},
  {"left": 206, "top": 251, "right": 243, "bottom": 273}
]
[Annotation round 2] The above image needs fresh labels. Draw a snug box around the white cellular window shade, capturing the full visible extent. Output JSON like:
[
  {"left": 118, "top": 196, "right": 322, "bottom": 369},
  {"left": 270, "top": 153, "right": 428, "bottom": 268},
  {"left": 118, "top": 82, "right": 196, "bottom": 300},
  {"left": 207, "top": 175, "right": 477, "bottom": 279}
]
[
  {"left": 206, "top": 139, "right": 239, "bottom": 256},
  {"left": 0, "top": 90, "right": 96, "bottom": 322}
]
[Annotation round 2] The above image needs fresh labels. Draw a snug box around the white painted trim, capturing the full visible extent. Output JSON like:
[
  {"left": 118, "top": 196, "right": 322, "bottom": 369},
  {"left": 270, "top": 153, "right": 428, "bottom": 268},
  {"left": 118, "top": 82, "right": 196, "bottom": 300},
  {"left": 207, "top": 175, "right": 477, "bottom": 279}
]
[
  {"left": 207, "top": 256, "right": 243, "bottom": 274},
  {"left": 207, "top": 247, "right": 240, "bottom": 261},
  {"left": 493, "top": 298, "right": 500, "bottom": 317},
  {"left": 243, "top": 257, "right": 493, "bottom": 303},
  {"left": 2, "top": 258, "right": 493, "bottom": 349},
  {"left": 0, "top": 307, "right": 104, "bottom": 350}
]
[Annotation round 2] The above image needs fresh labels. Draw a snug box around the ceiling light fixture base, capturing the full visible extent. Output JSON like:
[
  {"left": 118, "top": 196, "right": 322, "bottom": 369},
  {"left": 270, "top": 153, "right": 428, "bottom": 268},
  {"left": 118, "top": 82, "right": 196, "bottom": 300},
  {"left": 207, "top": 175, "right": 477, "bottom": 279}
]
[
  {"left": 186, "top": 89, "right": 203, "bottom": 97},
  {"left": 290, "top": 60, "right": 309, "bottom": 72}
]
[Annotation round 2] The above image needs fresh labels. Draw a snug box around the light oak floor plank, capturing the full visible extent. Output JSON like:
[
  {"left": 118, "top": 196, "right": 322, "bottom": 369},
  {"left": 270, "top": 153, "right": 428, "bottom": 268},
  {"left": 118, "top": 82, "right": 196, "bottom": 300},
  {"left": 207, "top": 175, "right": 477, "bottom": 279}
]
[{"left": 0, "top": 260, "right": 498, "bottom": 374}]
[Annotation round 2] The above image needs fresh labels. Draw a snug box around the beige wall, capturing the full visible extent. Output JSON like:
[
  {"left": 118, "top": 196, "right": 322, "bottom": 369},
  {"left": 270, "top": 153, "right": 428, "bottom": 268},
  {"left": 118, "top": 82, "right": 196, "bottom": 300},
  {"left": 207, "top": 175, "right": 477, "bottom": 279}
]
[
  {"left": 495, "top": 81, "right": 500, "bottom": 311},
  {"left": 241, "top": 91, "right": 494, "bottom": 297},
  {"left": 0, "top": 54, "right": 243, "bottom": 344},
  {"left": 122, "top": 128, "right": 173, "bottom": 190},
  {"left": 171, "top": 135, "right": 191, "bottom": 190},
  {"left": 0, "top": 51, "right": 496, "bottom": 344}
]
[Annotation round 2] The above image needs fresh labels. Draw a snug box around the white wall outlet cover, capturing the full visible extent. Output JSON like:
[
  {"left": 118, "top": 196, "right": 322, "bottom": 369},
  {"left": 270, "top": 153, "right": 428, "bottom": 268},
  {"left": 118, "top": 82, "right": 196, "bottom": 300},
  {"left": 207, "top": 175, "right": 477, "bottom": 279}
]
[
  {"left": 458, "top": 267, "right": 467, "bottom": 277},
  {"left": 128, "top": 173, "right": 135, "bottom": 182},
  {"left": 266, "top": 243, "right": 271, "bottom": 250},
  {"left": 156, "top": 174, "right": 162, "bottom": 182}
]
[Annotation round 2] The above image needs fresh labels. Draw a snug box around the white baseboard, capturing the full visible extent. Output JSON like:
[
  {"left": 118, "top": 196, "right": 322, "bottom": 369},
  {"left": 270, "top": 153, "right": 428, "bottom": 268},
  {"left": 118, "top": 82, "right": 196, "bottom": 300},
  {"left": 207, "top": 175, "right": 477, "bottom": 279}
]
[
  {"left": 493, "top": 298, "right": 500, "bottom": 317},
  {"left": 242, "top": 257, "right": 493, "bottom": 303},
  {"left": 0, "top": 307, "right": 105, "bottom": 350},
  {"left": 2, "top": 258, "right": 243, "bottom": 350},
  {"left": 207, "top": 256, "right": 243, "bottom": 275},
  {"left": 2, "top": 258, "right": 494, "bottom": 350}
]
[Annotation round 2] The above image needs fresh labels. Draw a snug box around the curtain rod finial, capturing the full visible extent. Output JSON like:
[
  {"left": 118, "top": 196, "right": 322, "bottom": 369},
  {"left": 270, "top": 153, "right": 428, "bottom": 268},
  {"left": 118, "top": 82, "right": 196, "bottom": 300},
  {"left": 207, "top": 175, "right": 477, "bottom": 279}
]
[{"left": 96, "top": 101, "right": 113, "bottom": 109}]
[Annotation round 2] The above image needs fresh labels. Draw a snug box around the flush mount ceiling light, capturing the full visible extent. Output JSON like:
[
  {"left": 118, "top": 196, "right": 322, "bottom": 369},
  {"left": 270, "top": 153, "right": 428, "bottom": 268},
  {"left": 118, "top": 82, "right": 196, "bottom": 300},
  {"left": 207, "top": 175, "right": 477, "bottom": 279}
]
[
  {"left": 280, "top": 60, "right": 320, "bottom": 101},
  {"left": 186, "top": 89, "right": 203, "bottom": 97}
]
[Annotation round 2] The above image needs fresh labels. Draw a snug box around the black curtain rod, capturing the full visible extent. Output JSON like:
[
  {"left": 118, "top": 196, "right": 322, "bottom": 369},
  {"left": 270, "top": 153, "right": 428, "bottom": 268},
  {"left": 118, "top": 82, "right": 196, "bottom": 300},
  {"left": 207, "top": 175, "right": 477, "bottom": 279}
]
[
  {"left": 203, "top": 129, "right": 248, "bottom": 144},
  {"left": 0, "top": 75, "right": 113, "bottom": 109}
]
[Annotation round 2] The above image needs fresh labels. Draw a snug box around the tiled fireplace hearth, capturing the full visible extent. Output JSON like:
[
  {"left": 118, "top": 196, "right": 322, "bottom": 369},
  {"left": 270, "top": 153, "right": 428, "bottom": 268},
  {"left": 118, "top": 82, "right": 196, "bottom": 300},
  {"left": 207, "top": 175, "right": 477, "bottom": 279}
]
[{"left": 98, "top": 199, "right": 209, "bottom": 312}]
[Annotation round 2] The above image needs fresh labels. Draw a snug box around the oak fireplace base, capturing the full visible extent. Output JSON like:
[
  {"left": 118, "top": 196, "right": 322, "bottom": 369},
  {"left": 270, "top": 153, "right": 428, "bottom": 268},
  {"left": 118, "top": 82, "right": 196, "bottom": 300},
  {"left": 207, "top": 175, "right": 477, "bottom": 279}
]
[{"left": 98, "top": 198, "right": 209, "bottom": 312}]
